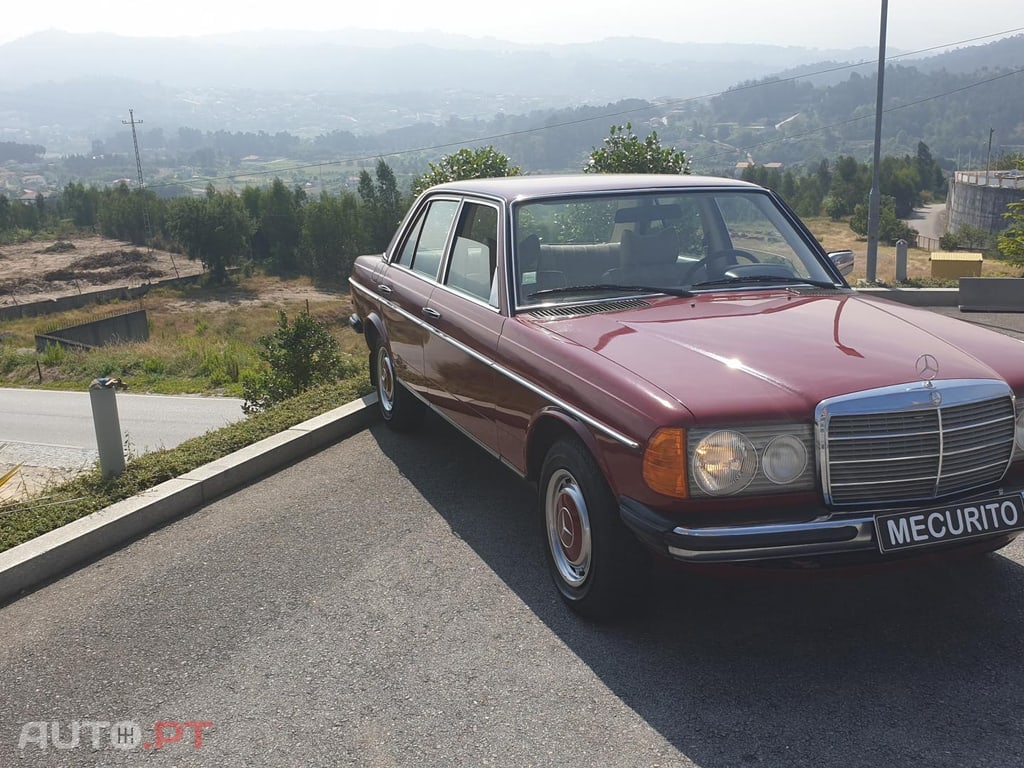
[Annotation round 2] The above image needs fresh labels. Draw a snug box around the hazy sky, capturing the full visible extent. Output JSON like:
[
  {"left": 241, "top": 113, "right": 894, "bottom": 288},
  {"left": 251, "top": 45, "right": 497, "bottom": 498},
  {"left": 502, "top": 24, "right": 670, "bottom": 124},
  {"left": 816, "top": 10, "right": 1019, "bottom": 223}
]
[{"left": 2, "top": 0, "right": 1023, "bottom": 50}]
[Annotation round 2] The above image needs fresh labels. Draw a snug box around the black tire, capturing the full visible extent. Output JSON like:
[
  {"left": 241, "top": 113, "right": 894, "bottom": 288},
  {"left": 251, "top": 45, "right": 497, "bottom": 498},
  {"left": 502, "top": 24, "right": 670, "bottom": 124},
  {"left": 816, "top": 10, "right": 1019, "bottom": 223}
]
[
  {"left": 372, "top": 337, "right": 424, "bottom": 431},
  {"left": 539, "top": 438, "right": 646, "bottom": 620}
]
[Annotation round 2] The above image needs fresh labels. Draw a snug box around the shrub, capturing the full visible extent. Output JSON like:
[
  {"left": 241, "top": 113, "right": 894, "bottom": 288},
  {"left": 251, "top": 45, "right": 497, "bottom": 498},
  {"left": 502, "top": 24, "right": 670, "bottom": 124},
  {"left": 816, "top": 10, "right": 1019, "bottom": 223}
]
[{"left": 242, "top": 310, "right": 349, "bottom": 413}]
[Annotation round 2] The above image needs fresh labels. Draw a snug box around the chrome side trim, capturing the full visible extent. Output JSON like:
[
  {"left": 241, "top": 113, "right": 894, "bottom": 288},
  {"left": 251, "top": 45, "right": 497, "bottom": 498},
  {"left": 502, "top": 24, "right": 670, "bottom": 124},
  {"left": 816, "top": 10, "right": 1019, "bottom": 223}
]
[{"left": 349, "top": 279, "right": 641, "bottom": 450}]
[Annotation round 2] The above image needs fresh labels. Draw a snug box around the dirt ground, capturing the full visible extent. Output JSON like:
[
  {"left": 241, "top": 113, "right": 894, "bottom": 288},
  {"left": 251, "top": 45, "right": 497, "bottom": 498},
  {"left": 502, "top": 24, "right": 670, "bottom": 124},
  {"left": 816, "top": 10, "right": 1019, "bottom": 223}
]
[{"left": 0, "top": 236, "right": 205, "bottom": 306}]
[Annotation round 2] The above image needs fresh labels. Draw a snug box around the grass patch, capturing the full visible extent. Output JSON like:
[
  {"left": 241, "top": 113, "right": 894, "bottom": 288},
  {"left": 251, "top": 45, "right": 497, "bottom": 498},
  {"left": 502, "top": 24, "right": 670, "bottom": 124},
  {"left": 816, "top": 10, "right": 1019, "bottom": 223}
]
[
  {"left": 0, "top": 274, "right": 364, "bottom": 395},
  {"left": 801, "top": 216, "right": 1022, "bottom": 283},
  {"left": 0, "top": 371, "right": 372, "bottom": 554}
]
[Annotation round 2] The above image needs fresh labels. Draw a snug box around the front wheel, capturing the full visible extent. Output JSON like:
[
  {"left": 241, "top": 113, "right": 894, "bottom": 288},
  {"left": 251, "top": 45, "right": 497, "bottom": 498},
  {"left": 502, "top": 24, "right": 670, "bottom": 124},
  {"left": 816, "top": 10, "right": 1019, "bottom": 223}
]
[
  {"left": 372, "top": 338, "right": 424, "bottom": 431},
  {"left": 540, "top": 438, "right": 646, "bottom": 620}
]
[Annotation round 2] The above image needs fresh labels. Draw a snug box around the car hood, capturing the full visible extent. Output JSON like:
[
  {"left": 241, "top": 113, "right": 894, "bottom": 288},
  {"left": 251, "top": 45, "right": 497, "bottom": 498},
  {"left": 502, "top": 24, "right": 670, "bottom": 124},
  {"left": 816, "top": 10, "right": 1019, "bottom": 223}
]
[{"left": 531, "top": 290, "right": 1018, "bottom": 423}]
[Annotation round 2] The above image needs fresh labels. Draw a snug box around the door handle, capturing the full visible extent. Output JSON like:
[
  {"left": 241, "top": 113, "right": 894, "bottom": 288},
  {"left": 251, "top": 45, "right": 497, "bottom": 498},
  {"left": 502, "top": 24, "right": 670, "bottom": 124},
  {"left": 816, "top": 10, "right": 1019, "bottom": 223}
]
[
  {"left": 376, "top": 284, "right": 393, "bottom": 295},
  {"left": 422, "top": 307, "right": 441, "bottom": 319}
]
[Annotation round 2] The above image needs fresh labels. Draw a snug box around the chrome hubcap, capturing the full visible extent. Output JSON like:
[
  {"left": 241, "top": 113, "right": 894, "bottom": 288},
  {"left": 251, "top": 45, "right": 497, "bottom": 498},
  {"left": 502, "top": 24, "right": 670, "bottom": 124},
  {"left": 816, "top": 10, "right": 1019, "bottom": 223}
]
[
  {"left": 545, "top": 469, "right": 592, "bottom": 587},
  {"left": 376, "top": 346, "right": 395, "bottom": 414}
]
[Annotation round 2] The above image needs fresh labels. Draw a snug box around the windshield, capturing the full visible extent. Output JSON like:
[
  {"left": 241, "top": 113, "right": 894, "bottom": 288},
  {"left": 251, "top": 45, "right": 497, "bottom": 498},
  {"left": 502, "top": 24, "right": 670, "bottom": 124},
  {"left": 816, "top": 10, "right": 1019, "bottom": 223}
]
[{"left": 513, "top": 189, "right": 837, "bottom": 308}]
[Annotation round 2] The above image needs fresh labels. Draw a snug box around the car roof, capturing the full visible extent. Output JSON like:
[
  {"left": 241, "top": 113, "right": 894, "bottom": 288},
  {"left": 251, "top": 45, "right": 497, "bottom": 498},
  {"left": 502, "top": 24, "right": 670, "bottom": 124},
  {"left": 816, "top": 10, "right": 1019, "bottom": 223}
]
[{"left": 425, "top": 173, "right": 763, "bottom": 202}]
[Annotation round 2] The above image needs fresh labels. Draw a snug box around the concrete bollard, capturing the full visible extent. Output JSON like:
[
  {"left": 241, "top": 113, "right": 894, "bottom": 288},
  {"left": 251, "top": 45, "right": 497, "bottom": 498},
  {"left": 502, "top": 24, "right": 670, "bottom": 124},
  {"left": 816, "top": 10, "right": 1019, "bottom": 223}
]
[
  {"left": 89, "top": 377, "right": 128, "bottom": 480},
  {"left": 895, "top": 239, "right": 908, "bottom": 283}
]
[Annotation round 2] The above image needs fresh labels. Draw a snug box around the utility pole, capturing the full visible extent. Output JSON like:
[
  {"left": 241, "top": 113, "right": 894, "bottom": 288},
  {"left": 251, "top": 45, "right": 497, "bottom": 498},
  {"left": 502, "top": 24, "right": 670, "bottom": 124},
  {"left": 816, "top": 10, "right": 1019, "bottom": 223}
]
[
  {"left": 865, "top": 0, "right": 889, "bottom": 284},
  {"left": 986, "top": 127, "right": 995, "bottom": 184},
  {"left": 122, "top": 109, "right": 152, "bottom": 246}
]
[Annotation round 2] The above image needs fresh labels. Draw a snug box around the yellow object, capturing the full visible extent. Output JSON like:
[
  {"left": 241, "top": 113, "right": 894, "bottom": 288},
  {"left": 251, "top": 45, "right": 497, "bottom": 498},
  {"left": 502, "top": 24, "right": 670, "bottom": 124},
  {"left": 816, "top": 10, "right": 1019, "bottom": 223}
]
[
  {"left": 930, "top": 251, "right": 983, "bottom": 279},
  {"left": 643, "top": 428, "right": 689, "bottom": 498},
  {"left": 0, "top": 463, "right": 22, "bottom": 490}
]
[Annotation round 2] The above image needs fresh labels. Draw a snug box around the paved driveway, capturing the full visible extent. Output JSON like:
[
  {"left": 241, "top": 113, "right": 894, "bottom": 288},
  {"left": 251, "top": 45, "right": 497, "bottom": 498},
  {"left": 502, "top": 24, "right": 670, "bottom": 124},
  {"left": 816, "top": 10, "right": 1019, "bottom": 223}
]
[{"left": 2, "top": 414, "right": 1024, "bottom": 766}]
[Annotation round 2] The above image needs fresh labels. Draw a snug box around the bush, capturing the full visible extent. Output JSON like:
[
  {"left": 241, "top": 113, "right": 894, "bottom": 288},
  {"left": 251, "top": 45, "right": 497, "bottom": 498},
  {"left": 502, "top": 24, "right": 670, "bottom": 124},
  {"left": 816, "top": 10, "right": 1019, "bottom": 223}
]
[
  {"left": 242, "top": 310, "right": 351, "bottom": 413},
  {"left": 940, "top": 224, "right": 996, "bottom": 253}
]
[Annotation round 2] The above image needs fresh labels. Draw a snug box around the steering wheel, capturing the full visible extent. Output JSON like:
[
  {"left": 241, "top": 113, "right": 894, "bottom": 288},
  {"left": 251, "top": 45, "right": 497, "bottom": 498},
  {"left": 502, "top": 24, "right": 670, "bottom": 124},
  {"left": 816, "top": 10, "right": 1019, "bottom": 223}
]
[{"left": 682, "top": 249, "right": 760, "bottom": 281}]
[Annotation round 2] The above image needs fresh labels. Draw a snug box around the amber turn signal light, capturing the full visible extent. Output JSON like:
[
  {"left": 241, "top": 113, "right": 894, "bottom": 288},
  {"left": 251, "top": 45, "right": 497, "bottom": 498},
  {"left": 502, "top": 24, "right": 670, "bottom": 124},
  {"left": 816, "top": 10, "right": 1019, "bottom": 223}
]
[{"left": 643, "top": 428, "right": 688, "bottom": 498}]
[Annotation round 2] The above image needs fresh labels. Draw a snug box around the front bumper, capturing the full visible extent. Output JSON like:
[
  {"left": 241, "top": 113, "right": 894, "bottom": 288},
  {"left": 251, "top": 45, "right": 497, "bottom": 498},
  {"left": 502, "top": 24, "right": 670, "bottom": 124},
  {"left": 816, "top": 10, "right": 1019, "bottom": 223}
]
[{"left": 620, "top": 494, "right": 1024, "bottom": 563}]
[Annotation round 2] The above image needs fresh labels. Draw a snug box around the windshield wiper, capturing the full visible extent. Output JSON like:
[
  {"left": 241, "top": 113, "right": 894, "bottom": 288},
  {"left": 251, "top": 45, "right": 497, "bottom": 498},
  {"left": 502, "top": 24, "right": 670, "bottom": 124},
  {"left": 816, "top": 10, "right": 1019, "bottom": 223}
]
[
  {"left": 689, "top": 275, "right": 838, "bottom": 290},
  {"left": 529, "top": 283, "right": 694, "bottom": 299}
]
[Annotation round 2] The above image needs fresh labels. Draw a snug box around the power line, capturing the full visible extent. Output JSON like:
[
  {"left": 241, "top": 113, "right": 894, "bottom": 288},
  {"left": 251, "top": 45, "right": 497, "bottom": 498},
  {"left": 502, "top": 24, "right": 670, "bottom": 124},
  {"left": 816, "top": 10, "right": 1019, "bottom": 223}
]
[{"left": 147, "top": 26, "right": 1024, "bottom": 190}]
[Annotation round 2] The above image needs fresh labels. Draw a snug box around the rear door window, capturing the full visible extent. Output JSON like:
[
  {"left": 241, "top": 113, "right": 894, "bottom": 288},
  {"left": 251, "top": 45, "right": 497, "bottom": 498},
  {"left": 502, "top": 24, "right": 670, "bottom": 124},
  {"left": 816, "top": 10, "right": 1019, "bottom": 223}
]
[{"left": 394, "top": 199, "right": 459, "bottom": 280}]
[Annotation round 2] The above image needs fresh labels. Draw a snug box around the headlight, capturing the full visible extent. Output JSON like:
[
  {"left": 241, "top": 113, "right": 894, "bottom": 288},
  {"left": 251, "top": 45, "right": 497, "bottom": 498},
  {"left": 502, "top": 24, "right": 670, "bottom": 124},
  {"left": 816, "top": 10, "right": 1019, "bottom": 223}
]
[
  {"left": 683, "top": 424, "right": 815, "bottom": 497},
  {"left": 691, "top": 430, "right": 757, "bottom": 496},
  {"left": 762, "top": 435, "right": 809, "bottom": 485}
]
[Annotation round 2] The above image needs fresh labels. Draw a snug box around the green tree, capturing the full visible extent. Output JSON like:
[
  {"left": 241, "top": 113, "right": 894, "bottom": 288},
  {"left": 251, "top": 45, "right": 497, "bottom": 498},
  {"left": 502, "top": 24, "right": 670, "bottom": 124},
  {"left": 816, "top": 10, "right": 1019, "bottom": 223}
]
[
  {"left": 940, "top": 224, "right": 996, "bottom": 253},
  {"left": 97, "top": 183, "right": 157, "bottom": 245},
  {"left": 850, "top": 195, "right": 917, "bottom": 243},
  {"left": 61, "top": 182, "right": 100, "bottom": 228},
  {"left": 254, "top": 178, "right": 304, "bottom": 274},
  {"left": 241, "top": 310, "right": 345, "bottom": 413},
  {"left": 879, "top": 156, "right": 921, "bottom": 219},
  {"left": 412, "top": 146, "right": 521, "bottom": 196},
  {"left": 0, "top": 194, "right": 11, "bottom": 234},
  {"left": 300, "top": 192, "right": 363, "bottom": 281},
  {"left": 166, "top": 188, "right": 252, "bottom": 283},
  {"left": 34, "top": 193, "right": 46, "bottom": 227},
  {"left": 358, "top": 159, "right": 404, "bottom": 252},
  {"left": 998, "top": 200, "right": 1024, "bottom": 267},
  {"left": 584, "top": 123, "right": 691, "bottom": 175},
  {"left": 829, "top": 156, "right": 871, "bottom": 218}
]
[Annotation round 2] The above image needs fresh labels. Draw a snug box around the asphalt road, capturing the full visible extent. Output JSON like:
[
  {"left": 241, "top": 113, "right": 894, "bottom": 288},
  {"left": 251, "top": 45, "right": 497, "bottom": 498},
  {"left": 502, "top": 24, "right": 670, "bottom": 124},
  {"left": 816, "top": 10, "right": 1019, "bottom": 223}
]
[
  {"left": 905, "top": 202, "right": 947, "bottom": 241},
  {"left": 0, "top": 388, "right": 246, "bottom": 470},
  {"left": 2, "top": 414, "right": 1024, "bottom": 766}
]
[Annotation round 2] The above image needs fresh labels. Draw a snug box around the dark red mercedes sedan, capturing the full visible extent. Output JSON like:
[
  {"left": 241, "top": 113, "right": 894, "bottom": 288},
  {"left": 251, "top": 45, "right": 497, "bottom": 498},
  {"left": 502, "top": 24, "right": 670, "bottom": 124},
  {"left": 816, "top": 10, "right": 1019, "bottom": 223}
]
[{"left": 349, "top": 174, "right": 1024, "bottom": 618}]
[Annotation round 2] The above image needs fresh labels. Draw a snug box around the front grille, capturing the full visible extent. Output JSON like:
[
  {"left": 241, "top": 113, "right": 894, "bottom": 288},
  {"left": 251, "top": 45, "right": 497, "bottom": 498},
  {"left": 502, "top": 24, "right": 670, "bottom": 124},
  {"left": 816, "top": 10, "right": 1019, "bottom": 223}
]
[{"left": 819, "top": 381, "right": 1016, "bottom": 506}]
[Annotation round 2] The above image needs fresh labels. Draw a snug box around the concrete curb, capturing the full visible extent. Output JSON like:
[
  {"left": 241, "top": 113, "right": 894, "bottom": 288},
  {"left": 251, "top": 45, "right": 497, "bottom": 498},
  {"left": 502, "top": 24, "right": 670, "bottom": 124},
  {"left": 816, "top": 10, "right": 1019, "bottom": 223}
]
[
  {"left": 0, "top": 394, "right": 379, "bottom": 605},
  {"left": 853, "top": 287, "right": 960, "bottom": 307}
]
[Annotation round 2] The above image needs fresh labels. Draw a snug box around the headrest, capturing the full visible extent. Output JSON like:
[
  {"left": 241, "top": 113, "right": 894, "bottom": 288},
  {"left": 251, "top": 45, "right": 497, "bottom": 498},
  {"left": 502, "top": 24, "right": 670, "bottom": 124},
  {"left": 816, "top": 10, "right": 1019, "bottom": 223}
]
[
  {"left": 517, "top": 233, "right": 541, "bottom": 269},
  {"left": 620, "top": 228, "right": 679, "bottom": 266}
]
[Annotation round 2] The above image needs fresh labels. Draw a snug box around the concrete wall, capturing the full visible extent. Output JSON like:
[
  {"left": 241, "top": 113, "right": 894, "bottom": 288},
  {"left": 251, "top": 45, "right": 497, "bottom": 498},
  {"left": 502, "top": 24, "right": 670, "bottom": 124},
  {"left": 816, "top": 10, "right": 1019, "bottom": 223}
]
[
  {"left": 35, "top": 309, "right": 149, "bottom": 352},
  {"left": 947, "top": 173, "right": 1024, "bottom": 235},
  {"left": 0, "top": 273, "right": 206, "bottom": 322}
]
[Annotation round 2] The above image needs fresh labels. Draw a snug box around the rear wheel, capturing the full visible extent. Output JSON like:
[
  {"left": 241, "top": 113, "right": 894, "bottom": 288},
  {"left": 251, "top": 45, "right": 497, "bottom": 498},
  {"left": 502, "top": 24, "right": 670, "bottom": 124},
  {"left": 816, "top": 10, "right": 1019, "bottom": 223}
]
[
  {"left": 540, "top": 438, "right": 646, "bottom": 620},
  {"left": 372, "top": 338, "right": 424, "bottom": 431}
]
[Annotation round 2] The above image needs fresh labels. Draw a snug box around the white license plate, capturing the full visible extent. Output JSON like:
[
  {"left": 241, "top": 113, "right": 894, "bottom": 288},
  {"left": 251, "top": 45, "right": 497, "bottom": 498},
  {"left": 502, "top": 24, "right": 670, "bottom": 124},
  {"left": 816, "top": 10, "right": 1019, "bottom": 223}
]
[{"left": 875, "top": 493, "right": 1024, "bottom": 553}]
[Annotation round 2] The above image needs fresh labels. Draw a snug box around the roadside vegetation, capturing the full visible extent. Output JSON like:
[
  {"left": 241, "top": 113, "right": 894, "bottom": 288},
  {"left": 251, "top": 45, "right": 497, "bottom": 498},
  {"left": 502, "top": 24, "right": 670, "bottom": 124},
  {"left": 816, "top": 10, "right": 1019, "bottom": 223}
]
[
  {"left": 0, "top": 375, "right": 371, "bottom": 553},
  {"left": 0, "top": 275, "right": 366, "bottom": 394}
]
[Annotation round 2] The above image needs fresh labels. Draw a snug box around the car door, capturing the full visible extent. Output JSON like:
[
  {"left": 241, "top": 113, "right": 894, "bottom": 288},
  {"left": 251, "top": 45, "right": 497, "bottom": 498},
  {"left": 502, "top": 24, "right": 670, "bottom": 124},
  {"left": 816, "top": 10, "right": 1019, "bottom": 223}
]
[
  {"left": 421, "top": 199, "right": 504, "bottom": 453},
  {"left": 378, "top": 197, "right": 460, "bottom": 393}
]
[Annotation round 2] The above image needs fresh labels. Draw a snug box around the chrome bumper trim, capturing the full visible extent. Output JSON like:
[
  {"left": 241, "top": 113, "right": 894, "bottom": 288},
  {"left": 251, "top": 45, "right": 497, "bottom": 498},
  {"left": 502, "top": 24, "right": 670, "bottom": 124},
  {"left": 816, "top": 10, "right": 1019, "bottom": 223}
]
[{"left": 665, "top": 516, "right": 876, "bottom": 562}]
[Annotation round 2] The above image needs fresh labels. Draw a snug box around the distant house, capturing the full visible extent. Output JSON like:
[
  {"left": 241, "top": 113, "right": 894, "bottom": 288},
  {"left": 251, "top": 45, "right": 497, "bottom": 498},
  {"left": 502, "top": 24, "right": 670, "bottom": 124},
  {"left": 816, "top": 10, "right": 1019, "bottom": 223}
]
[
  {"left": 735, "top": 161, "right": 754, "bottom": 178},
  {"left": 18, "top": 189, "right": 44, "bottom": 205}
]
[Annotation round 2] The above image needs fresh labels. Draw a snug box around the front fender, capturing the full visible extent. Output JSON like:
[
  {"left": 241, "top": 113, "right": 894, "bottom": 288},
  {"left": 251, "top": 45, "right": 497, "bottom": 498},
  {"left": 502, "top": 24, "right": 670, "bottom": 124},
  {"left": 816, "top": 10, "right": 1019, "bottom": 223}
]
[{"left": 526, "top": 406, "right": 613, "bottom": 486}]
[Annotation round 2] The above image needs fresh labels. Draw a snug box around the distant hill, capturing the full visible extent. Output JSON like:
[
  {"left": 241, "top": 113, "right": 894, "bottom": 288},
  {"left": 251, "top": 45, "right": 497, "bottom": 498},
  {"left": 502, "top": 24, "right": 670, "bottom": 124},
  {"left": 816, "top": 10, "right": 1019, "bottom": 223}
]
[
  {"left": 0, "top": 29, "right": 888, "bottom": 98},
  {"left": 910, "top": 33, "right": 1024, "bottom": 74},
  {"left": 0, "top": 29, "right": 1021, "bottom": 169}
]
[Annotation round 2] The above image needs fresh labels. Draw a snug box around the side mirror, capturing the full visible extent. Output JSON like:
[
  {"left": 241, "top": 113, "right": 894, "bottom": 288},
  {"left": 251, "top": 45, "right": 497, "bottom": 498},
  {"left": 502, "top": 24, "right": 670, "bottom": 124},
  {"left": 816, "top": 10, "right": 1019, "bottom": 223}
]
[{"left": 828, "top": 250, "right": 854, "bottom": 277}]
